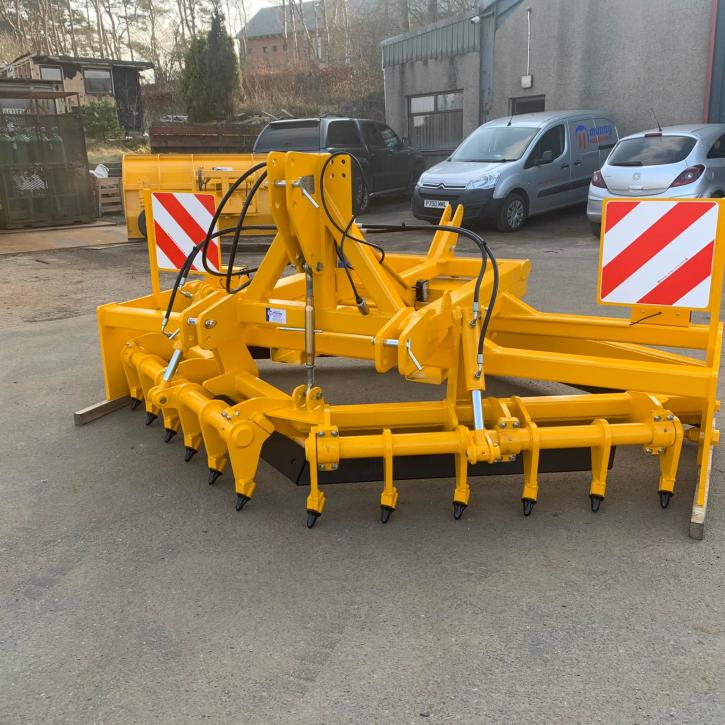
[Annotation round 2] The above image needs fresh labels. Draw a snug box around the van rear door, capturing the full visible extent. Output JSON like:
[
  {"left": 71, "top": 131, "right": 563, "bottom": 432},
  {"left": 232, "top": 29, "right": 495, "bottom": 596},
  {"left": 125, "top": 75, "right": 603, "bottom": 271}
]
[{"left": 567, "top": 119, "right": 601, "bottom": 203}]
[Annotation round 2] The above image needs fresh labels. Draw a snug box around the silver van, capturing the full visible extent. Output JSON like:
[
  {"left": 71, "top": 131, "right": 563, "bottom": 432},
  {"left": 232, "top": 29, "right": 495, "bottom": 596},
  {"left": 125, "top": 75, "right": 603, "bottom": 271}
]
[{"left": 412, "top": 110, "right": 618, "bottom": 231}]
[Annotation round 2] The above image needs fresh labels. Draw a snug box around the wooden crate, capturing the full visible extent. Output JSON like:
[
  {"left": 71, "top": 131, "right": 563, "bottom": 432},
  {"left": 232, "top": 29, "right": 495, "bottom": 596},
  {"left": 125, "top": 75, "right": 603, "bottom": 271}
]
[{"left": 96, "top": 177, "right": 123, "bottom": 217}]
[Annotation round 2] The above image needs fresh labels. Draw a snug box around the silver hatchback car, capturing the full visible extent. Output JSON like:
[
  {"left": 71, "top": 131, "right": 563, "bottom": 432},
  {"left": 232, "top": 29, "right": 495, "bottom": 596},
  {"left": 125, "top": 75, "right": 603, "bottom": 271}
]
[{"left": 587, "top": 123, "right": 725, "bottom": 235}]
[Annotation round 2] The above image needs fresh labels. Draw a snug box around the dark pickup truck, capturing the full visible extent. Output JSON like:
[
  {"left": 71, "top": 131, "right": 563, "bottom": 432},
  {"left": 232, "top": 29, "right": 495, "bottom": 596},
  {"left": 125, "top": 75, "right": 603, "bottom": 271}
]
[{"left": 252, "top": 117, "right": 426, "bottom": 210}]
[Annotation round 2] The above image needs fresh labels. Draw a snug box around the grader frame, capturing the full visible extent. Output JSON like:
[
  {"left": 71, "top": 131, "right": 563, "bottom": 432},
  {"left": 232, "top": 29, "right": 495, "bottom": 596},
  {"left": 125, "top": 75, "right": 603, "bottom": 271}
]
[{"left": 89, "top": 151, "right": 722, "bottom": 537}]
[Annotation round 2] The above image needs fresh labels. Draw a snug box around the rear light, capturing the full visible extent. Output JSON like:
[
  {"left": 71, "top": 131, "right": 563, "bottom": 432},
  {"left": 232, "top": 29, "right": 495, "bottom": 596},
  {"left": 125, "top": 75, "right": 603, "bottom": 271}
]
[
  {"left": 591, "top": 170, "right": 607, "bottom": 189},
  {"left": 670, "top": 164, "right": 705, "bottom": 188}
]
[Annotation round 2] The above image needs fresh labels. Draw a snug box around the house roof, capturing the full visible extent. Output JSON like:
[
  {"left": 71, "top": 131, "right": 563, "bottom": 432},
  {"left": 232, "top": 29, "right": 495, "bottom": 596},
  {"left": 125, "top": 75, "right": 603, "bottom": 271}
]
[
  {"left": 10, "top": 52, "right": 153, "bottom": 71},
  {"left": 237, "top": 1, "right": 320, "bottom": 39}
]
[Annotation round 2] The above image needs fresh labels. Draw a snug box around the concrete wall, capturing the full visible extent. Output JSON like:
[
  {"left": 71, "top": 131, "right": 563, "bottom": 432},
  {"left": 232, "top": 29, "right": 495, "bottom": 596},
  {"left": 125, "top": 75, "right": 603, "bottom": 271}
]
[
  {"left": 383, "top": 51, "right": 480, "bottom": 162},
  {"left": 492, "top": 0, "right": 712, "bottom": 135}
]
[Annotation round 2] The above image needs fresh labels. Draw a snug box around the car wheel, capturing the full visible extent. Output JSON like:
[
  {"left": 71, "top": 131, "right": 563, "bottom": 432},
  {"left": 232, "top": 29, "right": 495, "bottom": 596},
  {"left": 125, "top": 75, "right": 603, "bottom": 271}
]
[
  {"left": 407, "top": 162, "right": 426, "bottom": 197},
  {"left": 495, "top": 193, "right": 527, "bottom": 232},
  {"left": 353, "top": 175, "right": 370, "bottom": 214},
  {"left": 590, "top": 222, "right": 601, "bottom": 238},
  {"left": 137, "top": 209, "right": 147, "bottom": 239}
]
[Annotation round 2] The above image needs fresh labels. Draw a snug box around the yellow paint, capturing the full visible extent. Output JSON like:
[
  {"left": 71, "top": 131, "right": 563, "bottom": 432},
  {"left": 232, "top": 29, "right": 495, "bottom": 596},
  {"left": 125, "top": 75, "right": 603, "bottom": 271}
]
[{"left": 98, "top": 152, "right": 722, "bottom": 525}]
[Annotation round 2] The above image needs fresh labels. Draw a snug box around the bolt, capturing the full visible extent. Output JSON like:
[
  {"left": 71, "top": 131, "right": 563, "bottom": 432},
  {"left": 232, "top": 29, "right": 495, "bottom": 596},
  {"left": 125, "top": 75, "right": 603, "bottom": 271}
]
[
  {"left": 513, "top": 421, "right": 520, "bottom": 428},
  {"left": 645, "top": 447, "right": 652, "bottom": 454},
  {"left": 204, "top": 319, "right": 217, "bottom": 329},
  {"left": 331, "top": 430, "right": 339, "bottom": 437},
  {"left": 159, "top": 397, "right": 167, "bottom": 404},
  {"left": 316, "top": 262, "right": 323, "bottom": 272},
  {"left": 500, "top": 421, "right": 507, "bottom": 429},
  {"left": 666, "top": 414, "right": 674, "bottom": 421},
  {"left": 331, "top": 464, "right": 338, "bottom": 470},
  {"left": 235, "top": 411, "right": 240, "bottom": 416},
  {"left": 658, "top": 447, "right": 666, "bottom": 453},
  {"left": 186, "top": 317, "right": 197, "bottom": 326},
  {"left": 316, "top": 391, "right": 323, "bottom": 399},
  {"left": 317, "top": 431, "right": 325, "bottom": 437},
  {"left": 474, "top": 371, "right": 482, "bottom": 379},
  {"left": 654, "top": 415, "right": 661, "bottom": 422}
]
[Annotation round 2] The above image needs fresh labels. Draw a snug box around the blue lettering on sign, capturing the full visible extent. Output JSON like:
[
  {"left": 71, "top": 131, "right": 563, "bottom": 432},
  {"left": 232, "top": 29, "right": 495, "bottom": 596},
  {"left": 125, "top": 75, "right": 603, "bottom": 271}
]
[{"left": 575, "top": 123, "right": 613, "bottom": 149}]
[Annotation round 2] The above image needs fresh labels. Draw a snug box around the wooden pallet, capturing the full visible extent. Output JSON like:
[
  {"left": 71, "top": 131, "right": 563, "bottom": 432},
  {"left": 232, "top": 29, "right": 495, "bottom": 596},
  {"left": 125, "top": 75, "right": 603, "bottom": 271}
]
[{"left": 96, "top": 177, "right": 123, "bottom": 217}]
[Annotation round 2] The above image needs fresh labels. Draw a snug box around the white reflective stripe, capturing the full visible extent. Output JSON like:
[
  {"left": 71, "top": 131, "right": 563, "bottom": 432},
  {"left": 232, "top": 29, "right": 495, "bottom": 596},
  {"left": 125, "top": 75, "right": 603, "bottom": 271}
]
[
  {"left": 154, "top": 243, "right": 175, "bottom": 271},
  {"left": 178, "top": 193, "right": 216, "bottom": 234},
  {"left": 601, "top": 201, "right": 677, "bottom": 265},
  {"left": 151, "top": 196, "right": 197, "bottom": 258},
  {"left": 601, "top": 206, "right": 717, "bottom": 303},
  {"left": 674, "top": 277, "right": 711, "bottom": 308}
]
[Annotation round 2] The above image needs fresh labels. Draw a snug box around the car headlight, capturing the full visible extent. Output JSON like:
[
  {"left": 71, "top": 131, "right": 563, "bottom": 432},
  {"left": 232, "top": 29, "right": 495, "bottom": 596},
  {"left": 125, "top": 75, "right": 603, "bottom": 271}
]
[{"left": 466, "top": 173, "right": 499, "bottom": 190}]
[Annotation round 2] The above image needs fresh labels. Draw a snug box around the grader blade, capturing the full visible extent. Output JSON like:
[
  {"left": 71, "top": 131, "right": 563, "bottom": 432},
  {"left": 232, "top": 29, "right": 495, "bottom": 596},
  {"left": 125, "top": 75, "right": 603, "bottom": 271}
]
[{"left": 83, "top": 151, "right": 722, "bottom": 537}]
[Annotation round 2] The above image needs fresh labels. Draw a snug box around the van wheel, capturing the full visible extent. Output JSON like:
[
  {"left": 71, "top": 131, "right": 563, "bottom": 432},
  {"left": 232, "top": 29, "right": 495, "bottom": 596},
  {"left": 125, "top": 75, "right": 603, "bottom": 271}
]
[
  {"left": 590, "top": 222, "right": 601, "bottom": 238},
  {"left": 496, "top": 193, "right": 526, "bottom": 232}
]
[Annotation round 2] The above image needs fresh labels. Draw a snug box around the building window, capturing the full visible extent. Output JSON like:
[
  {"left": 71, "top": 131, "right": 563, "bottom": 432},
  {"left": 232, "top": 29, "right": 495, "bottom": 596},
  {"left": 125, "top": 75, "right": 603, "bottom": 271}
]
[
  {"left": 263, "top": 46, "right": 267, "bottom": 53},
  {"left": 39, "top": 65, "right": 62, "bottom": 81},
  {"left": 83, "top": 68, "right": 113, "bottom": 95},
  {"left": 408, "top": 90, "right": 463, "bottom": 150},
  {"left": 510, "top": 95, "right": 545, "bottom": 115},
  {"left": 273, "top": 45, "right": 277, "bottom": 52}
]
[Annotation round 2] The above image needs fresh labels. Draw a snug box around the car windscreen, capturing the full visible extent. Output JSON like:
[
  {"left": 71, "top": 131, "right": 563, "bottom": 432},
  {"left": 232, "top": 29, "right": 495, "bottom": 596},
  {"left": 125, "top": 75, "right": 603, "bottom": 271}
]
[
  {"left": 607, "top": 135, "right": 697, "bottom": 166},
  {"left": 254, "top": 121, "right": 320, "bottom": 152},
  {"left": 451, "top": 126, "right": 539, "bottom": 162}
]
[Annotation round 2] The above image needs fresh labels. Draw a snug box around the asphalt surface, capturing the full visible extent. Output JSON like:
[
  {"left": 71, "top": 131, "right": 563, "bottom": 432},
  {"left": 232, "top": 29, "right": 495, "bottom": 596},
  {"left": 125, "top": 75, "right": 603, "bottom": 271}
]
[{"left": 2, "top": 202, "right": 724, "bottom": 724}]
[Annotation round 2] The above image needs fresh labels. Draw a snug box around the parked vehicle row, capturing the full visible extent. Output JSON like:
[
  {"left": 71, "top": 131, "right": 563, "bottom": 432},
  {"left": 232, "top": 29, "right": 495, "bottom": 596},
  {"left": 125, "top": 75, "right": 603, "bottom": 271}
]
[{"left": 252, "top": 113, "right": 725, "bottom": 234}]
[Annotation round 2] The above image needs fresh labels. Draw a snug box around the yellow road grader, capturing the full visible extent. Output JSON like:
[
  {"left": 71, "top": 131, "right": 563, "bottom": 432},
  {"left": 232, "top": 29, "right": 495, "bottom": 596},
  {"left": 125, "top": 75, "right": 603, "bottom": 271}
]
[{"left": 82, "top": 151, "right": 722, "bottom": 538}]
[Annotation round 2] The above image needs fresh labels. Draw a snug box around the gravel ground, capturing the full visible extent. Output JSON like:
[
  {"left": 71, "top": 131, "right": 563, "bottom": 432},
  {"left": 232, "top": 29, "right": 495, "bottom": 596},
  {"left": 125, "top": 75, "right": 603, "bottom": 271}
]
[{"left": 1, "top": 201, "right": 724, "bottom": 724}]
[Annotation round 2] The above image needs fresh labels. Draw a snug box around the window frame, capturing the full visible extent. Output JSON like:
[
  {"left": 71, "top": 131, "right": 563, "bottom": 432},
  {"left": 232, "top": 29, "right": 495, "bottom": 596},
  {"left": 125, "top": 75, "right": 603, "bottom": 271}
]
[
  {"left": 407, "top": 89, "right": 464, "bottom": 150},
  {"left": 82, "top": 67, "right": 114, "bottom": 96},
  {"left": 39, "top": 65, "right": 63, "bottom": 82},
  {"left": 509, "top": 95, "right": 546, "bottom": 116}
]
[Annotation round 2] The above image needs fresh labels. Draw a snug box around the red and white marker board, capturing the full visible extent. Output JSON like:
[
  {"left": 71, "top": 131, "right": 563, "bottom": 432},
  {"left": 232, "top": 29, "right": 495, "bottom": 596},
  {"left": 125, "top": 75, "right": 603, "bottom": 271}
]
[
  {"left": 150, "top": 192, "right": 220, "bottom": 272},
  {"left": 599, "top": 199, "right": 719, "bottom": 309}
]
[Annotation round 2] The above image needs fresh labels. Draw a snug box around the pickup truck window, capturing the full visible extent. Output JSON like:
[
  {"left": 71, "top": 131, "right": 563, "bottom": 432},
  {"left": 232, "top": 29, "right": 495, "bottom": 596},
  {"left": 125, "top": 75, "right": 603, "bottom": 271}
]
[
  {"left": 326, "top": 120, "right": 361, "bottom": 147},
  {"left": 254, "top": 121, "right": 320, "bottom": 152},
  {"left": 360, "top": 121, "right": 384, "bottom": 148},
  {"left": 378, "top": 124, "right": 402, "bottom": 151}
]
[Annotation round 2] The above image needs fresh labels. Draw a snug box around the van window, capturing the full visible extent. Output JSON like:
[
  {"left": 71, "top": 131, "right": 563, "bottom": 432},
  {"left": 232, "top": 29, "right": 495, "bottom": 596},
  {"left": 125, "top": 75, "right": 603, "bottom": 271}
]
[
  {"left": 326, "top": 121, "right": 361, "bottom": 147},
  {"left": 254, "top": 121, "right": 320, "bottom": 152},
  {"left": 452, "top": 125, "right": 539, "bottom": 162},
  {"left": 608, "top": 135, "right": 696, "bottom": 166},
  {"left": 527, "top": 124, "right": 565, "bottom": 165}
]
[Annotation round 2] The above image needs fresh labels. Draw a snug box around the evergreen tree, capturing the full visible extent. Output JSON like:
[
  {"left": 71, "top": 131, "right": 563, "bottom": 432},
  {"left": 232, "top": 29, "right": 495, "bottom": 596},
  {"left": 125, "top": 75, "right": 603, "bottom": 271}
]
[
  {"left": 206, "top": 8, "right": 240, "bottom": 120},
  {"left": 180, "top": 35, "right": 210, "bottom": 122},
  {"left": 179, "top": 6, "right": 239, "bottom": 122}
]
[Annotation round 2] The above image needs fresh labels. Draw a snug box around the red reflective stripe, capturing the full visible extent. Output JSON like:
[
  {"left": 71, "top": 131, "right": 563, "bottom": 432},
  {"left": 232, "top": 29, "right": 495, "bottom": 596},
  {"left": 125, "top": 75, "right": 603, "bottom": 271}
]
[
  {"left": 637, "top": 241, "right": 714, "bottom": 305},
  {"left": 154, "top": 192, "right": 209, "bottom": 243},
  {"left": 604, "top": 200, "right": 639, "bottom": 233},
  {"left": 600, "top": 201, "right": 713, "bottom": 297},
  {"left": 197, "top": 194, "right": 215, "bottom": 214},
  {"left": 153, "top": 222, "right": 187, "bottom": 269},
  {"left": 194, "top": 194, "right": 219, "bottom": 268}
]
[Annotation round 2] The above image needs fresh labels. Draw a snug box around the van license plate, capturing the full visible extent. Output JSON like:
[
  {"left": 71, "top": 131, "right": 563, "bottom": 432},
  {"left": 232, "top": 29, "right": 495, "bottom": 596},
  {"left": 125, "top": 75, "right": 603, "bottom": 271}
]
[{"left": 424, "top": 199, "right": 448, "bottom": 209}]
